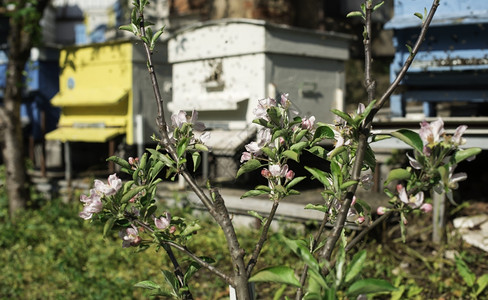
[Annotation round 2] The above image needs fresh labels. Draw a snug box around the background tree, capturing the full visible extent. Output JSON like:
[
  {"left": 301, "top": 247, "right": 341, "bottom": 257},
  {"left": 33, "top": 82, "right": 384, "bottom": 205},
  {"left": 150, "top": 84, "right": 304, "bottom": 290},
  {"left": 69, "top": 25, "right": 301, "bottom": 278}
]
[{"left": 0, "top": 0, "right": 50, "bottom": 219}]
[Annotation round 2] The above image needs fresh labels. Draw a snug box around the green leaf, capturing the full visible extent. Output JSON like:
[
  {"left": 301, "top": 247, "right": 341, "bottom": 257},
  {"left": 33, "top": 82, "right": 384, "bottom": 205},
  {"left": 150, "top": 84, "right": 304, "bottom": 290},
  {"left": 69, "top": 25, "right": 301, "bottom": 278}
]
[
  {"left": 249, "top": 266, "right": 301, "bottom": 287},
  {"left": 306, "top": 145, "right": 328, "bottom": 160},
  {"left": 346, "top": 11, "right": 363, "bottom": 18},
  {"left": 355, "top": 100, "right": 376, "bottom": 124},
  {"left": 327, "top": 145, "right": 346, "bottom": 159},
  {"left": 106, "top": 156, "right": 131, "bottom": 169},
  {"left": 364, "top": 145, "right": 376, "bottom": 172},
  {"left": 261, "top": 146, "right": 275, "bottom": 159},
  {"left": 304, "top": 203, "right": 329, "bottom": 213},
  {"left": 241, "top": 189, "right": 270, "bottom": 199},
  {"left": 304, "top": 166, "right": 331, "bottom": 187},
  {"left": 384, "top": 168, "right": 411, "bottom": 185},
  {"left": 294, "top": 129, "right": 308, "bottom": 143},
  {"left": 290, "top": 141, "right": 309, "bottom": 153},
  {"left": 475, "top": 274, "right": 488, "bottom": 296},
  {"left": 236, "top": 159, "right": 262, "bottom": 178},
  {"left": 414, "top": 12, "right": 423, "bottom": 20},
  {"left": 248, "top": 210, "right": 265, "bottom": 222},
  {"left": 346, "top": 278, "right": 396, "bottom": 296},
  {"left": 345, "top": 250, "right": 366, "bottom": 283},
  {"left": 282, "top": 150, "right": 300, "bottom": 162},
  {"left": 120, "top": 186, "right": 146, "bottom": 204},
  {"left": 147, "top": 148, "right": 175, "bottom": 167},
  {"left": 150, "top": 160, "right": 165, "bottom": 180},
  {"left": 177, "top": 137, "right": 189, "bottom": 158},
  {"left": 283, "top": 237, "right": 320, "bottom": 272},
  {"left": 194, "top": 143, "right": 208, "bottom": 152},
  {"left": 119, "top": 24, "right": 134, "bottom": 33},
  {"left": 161, "top": 269, "right": 180, "bottom": 295},
  {"left": 103, "top": 217, "right": 116, "bottom": 238},
  {"left": 151, "top": 26, "right": 165, "bottom": 44},
  {"left": 313, "top": 126, "right": 334, "bottom": 141},
  {"left": 134, "top": 280, "right": 161, "bottom": 290},
  {"left": 454, "top": 147, "right": 481, "bottom": 164},
  {"left": 192, "top": 152, "right": 201, "bottom": 172},
  {"left": 255, "top": 185, "right": 272, "bottom": 192},
  {"left": 391, "top": 129, "right": 423, "bottom": 153},
  {"left": 267, "top": 107, "right": 282, "bottom": 126},
  {"left": 340, "top": 180, "right": 358, "bottom": 190},
  {"left": 331, "top": 109, "right": 356, "bottom": 128},
  {"left": 373, "top": 1, "right": 385, "bottom": 11},
  {"left": 183, "top": 257, "right": 214, "bottom": 285},
  {"left": 272, "top": 129, "right": 287, "bottom": 143},
  {"left": 181, "top": 222, "right": 201, "bottom": 236},
  {"left": 455, "top": 255, "right": 475, "bottom": 287},
  {"left": 286, "top": 176, "right": 306, "bottom": 190},
  {"left": 405, "top": 44, "right": 413, "bottom": 54}
]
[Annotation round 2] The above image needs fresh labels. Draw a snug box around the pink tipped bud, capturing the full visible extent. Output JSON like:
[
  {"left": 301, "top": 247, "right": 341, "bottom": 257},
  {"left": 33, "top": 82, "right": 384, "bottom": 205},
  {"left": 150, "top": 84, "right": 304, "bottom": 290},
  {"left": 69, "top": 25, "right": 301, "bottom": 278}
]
[
  {"left": 285, "top": 170, "right": 295, "bottom": 181},
  {"left": 261, "top": 168, "right": 271, "bottom": 179},
  {"left": 351, "top": 196, "right": 357, "bottom": 206},
  {"left": 132, "top": 236, "right": 142, "bottom": 246},
  {"left": 169, "top": 226, "right": 177, "bottom": 234},
  {"left": 356, "top": 216, "right": 365, "bottom": 224},
  {"left": 376, "top": 206, "right": 387, "bottom": 215},
  {"left": 420, "top": 203, "right": 433, "bottom": 213},
  {"left": 128, "top": 157, "right": 135, "bottom": 165}
]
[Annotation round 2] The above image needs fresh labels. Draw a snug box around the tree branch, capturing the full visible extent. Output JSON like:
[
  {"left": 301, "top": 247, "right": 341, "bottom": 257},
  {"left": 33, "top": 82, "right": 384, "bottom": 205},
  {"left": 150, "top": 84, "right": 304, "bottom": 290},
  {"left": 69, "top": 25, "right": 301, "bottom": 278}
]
[
  {"left": 365, "top": 0, "right": 440, "bottom": 125},
  {"left": 246, "top": 198, "right": 280, "bottom": 276}
]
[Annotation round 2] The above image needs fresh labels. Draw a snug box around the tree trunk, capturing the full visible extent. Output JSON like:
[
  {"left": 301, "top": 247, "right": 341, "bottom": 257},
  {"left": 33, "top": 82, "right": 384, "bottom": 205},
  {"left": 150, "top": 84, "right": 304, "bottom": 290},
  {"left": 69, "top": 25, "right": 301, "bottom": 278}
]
[{"left": 0, "top": 0, "right": 49, "bottom": 219}]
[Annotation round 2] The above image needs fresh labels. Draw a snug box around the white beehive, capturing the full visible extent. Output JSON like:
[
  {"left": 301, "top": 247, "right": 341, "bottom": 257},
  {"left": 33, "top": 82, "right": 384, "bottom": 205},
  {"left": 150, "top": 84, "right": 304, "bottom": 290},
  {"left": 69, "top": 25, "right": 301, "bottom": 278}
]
[{"left": 167, "top": 19, "right": 351, "bottom": 179}]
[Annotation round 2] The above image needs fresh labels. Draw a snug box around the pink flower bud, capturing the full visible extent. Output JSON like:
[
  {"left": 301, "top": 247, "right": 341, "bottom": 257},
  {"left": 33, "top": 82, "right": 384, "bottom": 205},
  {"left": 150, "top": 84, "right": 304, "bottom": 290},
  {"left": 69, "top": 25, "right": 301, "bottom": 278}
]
[
  {"left": 356, "top": 216, "right": 365, "bottom": 224},
  {"left": 128, "top": 157, "right": 135, "bottom": 165},
  {"left": 420, "top": 203, "right": 433, "bottom": 213},
  {"left": 376, "top": 206, "right": 387, "bottom": 215},
  {"left": 261, "top": 168, "right": 271, "bottom": 178},
  {"left": 169, "top": 226, "right": 177, "bottom": 234},
  {"left": 285, "top": 170, "right": 295, "bottom": 181},
  {"left": 132, "top": 236, "right": 142, "bottom": 246}
]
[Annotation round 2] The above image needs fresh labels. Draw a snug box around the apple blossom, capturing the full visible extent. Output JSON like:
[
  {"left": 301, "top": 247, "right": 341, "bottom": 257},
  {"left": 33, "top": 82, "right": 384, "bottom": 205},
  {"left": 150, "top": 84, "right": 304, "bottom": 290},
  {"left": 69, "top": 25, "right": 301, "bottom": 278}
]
[
  {"left": 154, "top": 212, "right": 171, "bottom": 230},
  {"left": 240, "top": 151, "right": 252, "bottom": 163},
  {"left": 79, "top": 190, "right": 103, "bottom": 220},
  {"left": 94, "top": 173, "right": 122, "bottom": 196},
  {"left": 119, "top": 225, "right": 142, "bottom": 248},
  {"left": 419, "top": 118, "right": 444, "bottom": 155},
  {"left": 301, "top": 116, "right": 315, "bottom": 130},
  {"left": 269, "top": 164, "right": 289, "bottom": 178},
  {"left": 397, "top": 184, "right": 424, "bottom": 209},
  {"left": 253, "top": 97, "right": 276, "bottom": 120},
  {"left": 452, "top": 125, "right": 467, "bottom": 145}
]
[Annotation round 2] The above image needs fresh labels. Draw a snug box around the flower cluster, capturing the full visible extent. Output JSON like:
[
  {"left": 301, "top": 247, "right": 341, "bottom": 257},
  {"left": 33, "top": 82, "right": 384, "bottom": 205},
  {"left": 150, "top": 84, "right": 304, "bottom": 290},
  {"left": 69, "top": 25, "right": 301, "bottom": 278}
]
[
  {"left": 170, "top": 109, "right": 211, "bottom": 145},
  {"left": 79, "top": 173, "right": 122, "bottom": 220}
]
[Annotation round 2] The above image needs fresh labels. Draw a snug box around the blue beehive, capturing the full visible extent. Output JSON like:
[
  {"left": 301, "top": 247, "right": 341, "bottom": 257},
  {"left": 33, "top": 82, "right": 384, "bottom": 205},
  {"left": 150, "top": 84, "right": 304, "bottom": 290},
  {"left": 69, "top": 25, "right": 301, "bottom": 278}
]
[
  {"left": 0, "top": 47, "right": 60, "bottom": 141},
  {"left": 386, "top": 0, "right": 488, "bottom": 117}
]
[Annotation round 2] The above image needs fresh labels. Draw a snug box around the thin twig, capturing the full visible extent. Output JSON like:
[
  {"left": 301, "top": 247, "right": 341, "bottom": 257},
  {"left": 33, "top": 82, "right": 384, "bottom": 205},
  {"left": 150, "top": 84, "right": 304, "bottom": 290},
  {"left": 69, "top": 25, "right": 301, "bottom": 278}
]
[
  {"left": 132, "top": 218, "right": 234, "bottom": 286},
  {"left": 319, "top": 0, "right": 440, "bottom": 270},
  {"left": 365, "top": 0, "right": 440, "bottom": 125},
  {"left": 137, "top": 8, "right": 250, "bottom": 298},
  {"left": 131, "top": 218, "right": 193, "bottom": 299},
  {"left": 246, "top": 199, "right": 280, "bottom": 276}
]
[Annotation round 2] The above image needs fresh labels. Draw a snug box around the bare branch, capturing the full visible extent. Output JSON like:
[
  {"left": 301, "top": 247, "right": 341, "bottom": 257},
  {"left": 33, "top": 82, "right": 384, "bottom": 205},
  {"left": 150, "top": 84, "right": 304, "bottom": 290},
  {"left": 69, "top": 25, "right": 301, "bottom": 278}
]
[
  {"left": 365, "top": 0, "right": 440, "bottom": 125},
  {"left": 246, "top": 199, "right": 280, "bottom": 276}
]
